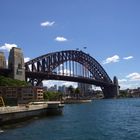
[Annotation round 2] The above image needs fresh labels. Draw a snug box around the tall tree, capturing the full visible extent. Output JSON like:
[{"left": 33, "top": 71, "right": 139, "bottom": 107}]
[
  {"left": 68, "top": 85, "right": 74, "bottom": 97},
  {"left": 75, "top": 87, "right": 80, "bottom": 99}
]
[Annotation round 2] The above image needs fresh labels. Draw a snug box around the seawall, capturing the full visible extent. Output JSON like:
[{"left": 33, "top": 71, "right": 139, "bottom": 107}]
[{"left": 0, "top": 102, "right": 64, "bottom": 126}]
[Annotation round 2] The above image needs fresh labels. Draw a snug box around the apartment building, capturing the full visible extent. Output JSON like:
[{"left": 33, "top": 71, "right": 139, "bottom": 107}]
[{"left": 0, "top": 86, "right": 44, "bottom": 105}]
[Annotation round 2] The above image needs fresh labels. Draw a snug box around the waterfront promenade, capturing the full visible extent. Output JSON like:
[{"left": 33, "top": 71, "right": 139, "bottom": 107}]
[{"left": 0, "top": 101, "right": 64, "bottom": 126}]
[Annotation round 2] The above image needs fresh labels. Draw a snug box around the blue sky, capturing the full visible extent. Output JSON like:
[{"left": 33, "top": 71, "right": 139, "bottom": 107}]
[{"left": 0, "top": 0, "right": 140, "bottom": 89}]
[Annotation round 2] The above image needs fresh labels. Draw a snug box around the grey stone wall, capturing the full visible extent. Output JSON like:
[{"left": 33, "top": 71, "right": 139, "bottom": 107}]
[{"left": 8, "top": 47, "right": 25, "bottom": 81}]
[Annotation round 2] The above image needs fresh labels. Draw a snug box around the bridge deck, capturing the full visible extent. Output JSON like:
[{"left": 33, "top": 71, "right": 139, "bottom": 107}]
[
  {"left": 0, "top": 68, "right": 114, "bottom": 87},
  {"left": 25, "top": 71, "right": 114, "bottom": 87}
]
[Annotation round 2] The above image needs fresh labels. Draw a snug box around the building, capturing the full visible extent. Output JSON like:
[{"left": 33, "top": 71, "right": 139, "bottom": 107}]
[
  {"left": 58, "top": 85, "right": 67, "bottom": 94},
  {"left": 78, "top": 83, "right": 92, "bottom": 96},
  {"left": 127, "top": 88, "right": 140, "bottom": 97},
  {"left": 0, "top": 86, "right": 19, "bottom": 105},
  {"left": 18, "top": 87, "right": 34, "bottom": 104},
  {"left": 0, "top": 86, "right": 44, "bottom": 105},
  {"left": 33, "top": 87, "right": 44, "bottom": 101}
]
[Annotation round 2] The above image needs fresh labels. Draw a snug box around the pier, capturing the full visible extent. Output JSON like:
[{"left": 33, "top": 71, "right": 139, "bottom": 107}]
[{"left": 0, "top": 101, "right": 64, "bottom": 126}]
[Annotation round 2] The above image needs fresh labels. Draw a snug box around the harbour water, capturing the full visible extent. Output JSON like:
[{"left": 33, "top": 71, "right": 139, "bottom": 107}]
[{"left": 1, "top": 98, "right": 140, "bottom": 140}]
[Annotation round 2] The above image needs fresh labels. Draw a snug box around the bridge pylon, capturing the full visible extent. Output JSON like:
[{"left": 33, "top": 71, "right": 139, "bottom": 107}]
[
  {"left": 8, "top": 47, "right": 25, "bottom": 81},
  {"left": 102, "top": 76, "right": 119, "bottom": 98}
]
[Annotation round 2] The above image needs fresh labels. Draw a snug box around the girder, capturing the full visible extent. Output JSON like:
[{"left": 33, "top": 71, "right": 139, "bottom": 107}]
[{"left": 25, "top": 50, "right": 112, "bottom": 84}]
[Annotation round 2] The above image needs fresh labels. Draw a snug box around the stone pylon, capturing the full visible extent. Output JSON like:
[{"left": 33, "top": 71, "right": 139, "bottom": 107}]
[
  {"left": 113, "top": 76, "right": 120, "bottom": 96},
  {"left": 0, "top": 52, "right": 6, "bottom": 68},
  {"left": 8, "top": 47, "right": 25, "bottom": 81},
  {"left": 102, "top": 76, "right": 119, "bottom": 98}
]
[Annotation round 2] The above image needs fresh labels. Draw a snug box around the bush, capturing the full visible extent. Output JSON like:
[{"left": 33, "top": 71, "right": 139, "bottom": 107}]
[
  {"left": 43, "top": 91, "right": 62, "bottom": 101},
  {"left": 0, "top": 76, "right": 28, "bottom": 86}
]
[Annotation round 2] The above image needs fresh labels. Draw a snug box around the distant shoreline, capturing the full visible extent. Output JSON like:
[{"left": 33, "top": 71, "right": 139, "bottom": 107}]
[{"left": 63, "top": 99, "right": 92, "bottom": 104}]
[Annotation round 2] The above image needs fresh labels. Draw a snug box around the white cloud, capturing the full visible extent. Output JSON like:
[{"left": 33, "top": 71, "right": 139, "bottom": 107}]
[
  {"left": 123, "top": 56, "right": 133, "bottom": 60},
  {"left": 55, "top": 36, "right": 68, "bottom": 42},
  {"left": 93, "top": 86, "right": 101, "bottom": 91},
  {"left": 118, "top": 79, "right": 128, "bottom": 89},
  {"left": 43, "top": 80, "right": 77, "bottom": 88},
  {"left": 102, "top": 55, "right": 120, "bottom": 64},
  {"left": 119, "top": 82, "right": 140, "bottom": 90},
  {"left": 43, "top": 80, "right": 56, "bottom": 88},
  {"left": 126, "top": 72, "right": 140, "bottom": 81},
  {"left": 60, "top": 81, "right": 77, "bottom": 88},
  {"left": 40, "top": 21, "right": 55, "bottom": 27},
  {"left": 24, "top": 57, "right": 30, "bottom": 63},
  {"left": 118, "top": 79, "right": 127, "bottom": 83},
  {"left": 0, "top": 43, "right": 17, "bottom": 52},
  {"left": 59, "top": 69, "right": 73, "bottom": 75},
  {"left": 118, "top": 73, "right": 140, "bottom": 89},
  {"left": 6, "top": 60, "right": 8, "bottom": 67}
]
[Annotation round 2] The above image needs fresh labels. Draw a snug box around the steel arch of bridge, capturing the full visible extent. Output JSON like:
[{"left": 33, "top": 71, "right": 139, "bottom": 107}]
[{"left": 25, "top": 50, "right": 118, "bottom": 98}]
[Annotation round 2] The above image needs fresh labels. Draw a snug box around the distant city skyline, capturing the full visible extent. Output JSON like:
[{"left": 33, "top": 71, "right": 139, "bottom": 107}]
[{"left": 0, "top": 0, "right": 140, "bottom": 89}]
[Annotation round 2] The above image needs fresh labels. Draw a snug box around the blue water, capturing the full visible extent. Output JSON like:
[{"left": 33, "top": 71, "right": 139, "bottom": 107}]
[{"left": 1, "top": 98, "right": 140, "bottom": 140}]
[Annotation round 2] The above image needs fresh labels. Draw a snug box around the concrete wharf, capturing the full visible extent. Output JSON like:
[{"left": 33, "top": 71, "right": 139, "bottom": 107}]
[{"left": 0, "top": 101, "right": 64, "bottom": 125}]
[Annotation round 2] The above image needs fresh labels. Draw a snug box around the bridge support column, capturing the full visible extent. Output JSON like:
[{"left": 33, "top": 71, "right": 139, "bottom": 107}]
[
  {"left": 8, "top": 47, "right": 25, "bottom": 81},
  {"left": 102, "top": 76, "right": 119, "bottom": 98},
  {"left": 102, "top": 85, "right": 118, "bottom": 98}
]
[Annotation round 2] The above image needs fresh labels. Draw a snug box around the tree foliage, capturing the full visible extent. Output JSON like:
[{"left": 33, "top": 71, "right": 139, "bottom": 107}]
[
  {"left": 68, "top": 85, "right": 75, "bottom": 96},
  {"left": 0, "top": 76, "right": 28, "bottom": 86},
  {"left": 74, "top": 87, "right": 80, "bottom": 99},
  {"left": 75, "top": 87, "right": 80, "bottom": 94},
  {"left": 43, "top": 91, "right": 62, "bottom": 101}
]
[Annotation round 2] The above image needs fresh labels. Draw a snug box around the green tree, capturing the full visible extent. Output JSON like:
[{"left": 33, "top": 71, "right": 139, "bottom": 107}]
[
  {"left": 68, "top": 85, "right": 74, "bottom": 97},
  {"left": 43, "top": 91, "right": 49, "bottom": 100},
  {"left": 119, "top": 90, "right": 128, "bottom": 98},
  {"left": 43, "top": 91, "right": 61, "bottom": 101},
  {"left": 75, "top": 87, "right": 80, "bottom": 99},
  {"left": 0, "top": 76, "right": 28, "bottom": 86}
]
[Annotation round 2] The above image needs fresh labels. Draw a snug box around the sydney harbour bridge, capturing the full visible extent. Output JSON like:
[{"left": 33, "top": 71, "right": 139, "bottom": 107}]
[{"left": 0, "top": 47, "right": 119, "bottom": 98}]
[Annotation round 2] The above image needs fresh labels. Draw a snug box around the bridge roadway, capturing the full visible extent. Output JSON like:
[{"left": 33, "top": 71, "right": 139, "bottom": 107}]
[
  {"left": 25, "top": 71, "right": 115, "bottom": 87},
  {"left": 0, "top": 68, "right": 114, "bottom": 87}
]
